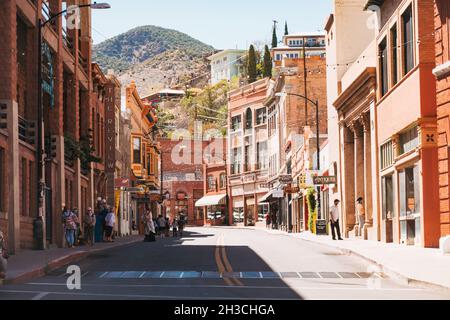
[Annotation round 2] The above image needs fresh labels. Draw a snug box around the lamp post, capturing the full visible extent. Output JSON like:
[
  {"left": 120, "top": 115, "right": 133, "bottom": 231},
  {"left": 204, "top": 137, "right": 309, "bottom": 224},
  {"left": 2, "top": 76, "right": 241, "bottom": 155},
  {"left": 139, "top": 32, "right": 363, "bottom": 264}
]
[
  {"left": 37, "top": 2, "right": 110, "bottom": 240},
  {"left": 275, "top": 92, "right": 321, "bottom": 223}
]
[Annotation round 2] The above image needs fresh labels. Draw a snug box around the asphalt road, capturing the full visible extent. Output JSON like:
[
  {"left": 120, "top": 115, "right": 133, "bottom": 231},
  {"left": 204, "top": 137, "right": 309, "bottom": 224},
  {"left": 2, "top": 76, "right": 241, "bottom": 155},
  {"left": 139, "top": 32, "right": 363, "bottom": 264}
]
[{"left": 1, "top": 227, "right": 449, "bottom": 300}]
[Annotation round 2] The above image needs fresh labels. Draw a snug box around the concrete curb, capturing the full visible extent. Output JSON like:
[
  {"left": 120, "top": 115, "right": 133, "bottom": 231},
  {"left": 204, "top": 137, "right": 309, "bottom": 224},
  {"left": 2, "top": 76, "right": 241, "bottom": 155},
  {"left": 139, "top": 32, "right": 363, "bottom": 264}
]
[
  {"left": 239, "top": 226, "right": 450, "bottom": 292},
  {"left": 2, "top": 236, "right": 142, "bottom": 285}
]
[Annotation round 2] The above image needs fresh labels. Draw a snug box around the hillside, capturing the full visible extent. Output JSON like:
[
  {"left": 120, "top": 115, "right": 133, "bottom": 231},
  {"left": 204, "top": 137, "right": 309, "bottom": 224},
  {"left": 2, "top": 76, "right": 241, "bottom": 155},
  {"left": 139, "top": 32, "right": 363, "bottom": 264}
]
[{"left": 92, "top": 25, "right": 215, "bottom": 95}]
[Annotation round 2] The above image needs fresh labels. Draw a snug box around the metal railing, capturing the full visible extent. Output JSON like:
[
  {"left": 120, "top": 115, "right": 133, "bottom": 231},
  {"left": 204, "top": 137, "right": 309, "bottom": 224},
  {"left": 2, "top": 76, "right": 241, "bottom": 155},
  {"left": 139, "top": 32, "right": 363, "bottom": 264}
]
[{"left": 18, "top": 116, "right": 36, "bottom": 145}]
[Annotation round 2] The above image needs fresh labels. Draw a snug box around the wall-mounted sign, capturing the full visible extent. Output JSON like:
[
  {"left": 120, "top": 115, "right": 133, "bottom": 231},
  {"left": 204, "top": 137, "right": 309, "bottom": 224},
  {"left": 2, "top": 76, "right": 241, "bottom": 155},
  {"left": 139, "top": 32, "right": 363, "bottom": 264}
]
[
  {"left": 313, "top": 176, "right": 337, "bottom": 185},
  {"left": 115, "top": 179, "right": 130, "bottom": 188},
  {"left": 278, "top": 175, "right": 293, "bottom": 184},
  {"left": 284, "top": 186, "right": 300, "bottom": 194}
]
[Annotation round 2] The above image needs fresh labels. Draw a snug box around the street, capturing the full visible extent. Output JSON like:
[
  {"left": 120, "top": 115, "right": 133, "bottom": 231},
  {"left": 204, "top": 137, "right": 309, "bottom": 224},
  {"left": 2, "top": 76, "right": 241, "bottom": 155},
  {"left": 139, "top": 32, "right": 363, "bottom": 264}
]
[{"left": 0, "top": 227, "right": 449, "bottom": 300}]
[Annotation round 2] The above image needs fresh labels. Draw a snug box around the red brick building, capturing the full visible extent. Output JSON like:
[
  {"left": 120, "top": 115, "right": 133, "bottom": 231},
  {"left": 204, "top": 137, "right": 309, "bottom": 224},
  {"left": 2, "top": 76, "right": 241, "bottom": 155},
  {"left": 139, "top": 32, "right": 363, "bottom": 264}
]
[
  {"left": 160, "top": 138, "right": 215, "bottom": 225},
  {"left": 434, "top": 1, "right": 450, "bottom": 242},
  {"left": 0, "top": 0, "right": 115, "bottom": 252}
]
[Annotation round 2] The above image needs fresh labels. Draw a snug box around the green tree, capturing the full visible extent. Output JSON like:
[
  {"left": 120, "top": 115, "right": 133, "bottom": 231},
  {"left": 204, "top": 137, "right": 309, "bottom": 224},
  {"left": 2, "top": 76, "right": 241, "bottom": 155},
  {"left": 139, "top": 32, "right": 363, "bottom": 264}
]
[
  {"left": 263, "top": 45, "right": 272, "bottom": 78},
  {"left": 284, "top": 21, "right": 289, "bottom": 36},
  {"left": 272, "top": 26, "right": 278, "bottom": 48},
  {"left": 248, "top": 45, "right": 258, "bottom": 83}
]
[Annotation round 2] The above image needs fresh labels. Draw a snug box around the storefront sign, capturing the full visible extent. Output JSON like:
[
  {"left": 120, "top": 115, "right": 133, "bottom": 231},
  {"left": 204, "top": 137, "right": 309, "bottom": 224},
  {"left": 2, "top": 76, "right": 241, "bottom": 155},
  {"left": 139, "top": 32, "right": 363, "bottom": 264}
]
[
  {"left": 316, "top": 219, "right": 328, "bottom": 235},
  {"left": 273, "top": 189, "right": 284, "bottom": 198},
  {"left": 278, "top": 175, "right": 293, "bottom": 184},
  {"left": 313, "top": 176, "right": 337, "bottom": 185},
  {"left": 284, "top": 186, "right": 300, "bottom": 194},
  {"left": 115, "top": 178, "right": 130, "bottom": 188}
]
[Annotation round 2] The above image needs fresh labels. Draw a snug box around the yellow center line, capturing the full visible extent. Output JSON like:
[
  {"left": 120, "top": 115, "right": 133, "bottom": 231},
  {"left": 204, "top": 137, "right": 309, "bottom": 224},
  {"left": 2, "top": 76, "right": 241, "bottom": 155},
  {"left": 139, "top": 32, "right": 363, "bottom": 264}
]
[
  {"left": 219, "top": 234, "right": 244, "bottom": 287},
  {"left": 215, "top": 234, "right": 234, "bottom": 286}
]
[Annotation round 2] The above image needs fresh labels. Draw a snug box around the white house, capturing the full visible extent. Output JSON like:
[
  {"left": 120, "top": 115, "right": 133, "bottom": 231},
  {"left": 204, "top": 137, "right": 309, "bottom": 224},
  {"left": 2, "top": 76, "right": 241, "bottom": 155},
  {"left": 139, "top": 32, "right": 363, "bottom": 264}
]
[
  {"left": 272, "top": 31, "right": 326, "bottom": 63},
  {"left": 208, "top": 49, "right": 246, "bottom": 85}
]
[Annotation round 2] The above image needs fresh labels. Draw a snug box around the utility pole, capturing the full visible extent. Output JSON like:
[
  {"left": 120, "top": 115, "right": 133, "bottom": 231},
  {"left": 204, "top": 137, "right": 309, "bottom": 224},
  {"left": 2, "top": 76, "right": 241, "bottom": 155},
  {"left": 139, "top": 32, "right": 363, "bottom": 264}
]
[{"left": 303, "top": 36, "right": 308, "bottom": 125}]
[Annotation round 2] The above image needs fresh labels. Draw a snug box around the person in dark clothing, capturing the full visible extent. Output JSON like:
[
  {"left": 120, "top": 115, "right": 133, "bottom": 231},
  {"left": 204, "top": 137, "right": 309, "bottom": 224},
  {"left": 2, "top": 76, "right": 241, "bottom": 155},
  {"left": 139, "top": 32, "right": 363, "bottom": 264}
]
[{"left": 330, "top": 199, "right": 343, "bottom": 241}]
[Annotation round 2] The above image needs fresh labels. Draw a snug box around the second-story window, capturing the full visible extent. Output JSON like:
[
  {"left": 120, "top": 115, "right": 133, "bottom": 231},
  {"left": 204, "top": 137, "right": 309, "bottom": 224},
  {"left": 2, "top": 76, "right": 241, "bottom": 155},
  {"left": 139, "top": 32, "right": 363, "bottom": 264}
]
[
  {"left": 390, "top": 24, "right": 398, "bottom": 86},
  {"left": 379, "top": 38, "right": 388, "bottom": 97},
  {"left": 256, "top": 107, "right": 267, "bottom": 125},
  {"left": 245, "top": 108, "right": 253, "bottom": 129},
  {"left": 133, "top": 137, "right": 141, "bottom": 164},
  {"left": 219, "top": 173, "right": 226, "bottom": 189},
  {"left": 207, "top": 175, "right": 216, "bottom": 191},
  {"left": 402, "top": 5, "right": 414, "bottom": 75},
  {"left": 231, "top": 115, "right": 242, "bottom": 131}
]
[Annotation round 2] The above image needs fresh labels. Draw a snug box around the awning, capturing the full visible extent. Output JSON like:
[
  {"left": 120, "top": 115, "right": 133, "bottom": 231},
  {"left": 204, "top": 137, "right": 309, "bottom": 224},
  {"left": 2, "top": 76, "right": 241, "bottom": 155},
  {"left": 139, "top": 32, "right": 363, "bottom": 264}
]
[
  {"left": 195, "top": 194, "right": 226, "bottom": 207},
  {"left": 259, "top": 190, "right": 274, "bottom": 203}
]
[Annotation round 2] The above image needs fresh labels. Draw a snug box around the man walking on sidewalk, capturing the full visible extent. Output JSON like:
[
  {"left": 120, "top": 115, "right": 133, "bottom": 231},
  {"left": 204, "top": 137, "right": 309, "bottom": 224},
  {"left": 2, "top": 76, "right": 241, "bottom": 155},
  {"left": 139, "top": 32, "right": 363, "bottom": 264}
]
[
  {"left": 330, "top": 200, "right": 343, "bottom": 241},
  {"left": 84, "top": 207, "right": 96, "bottom": 246}
]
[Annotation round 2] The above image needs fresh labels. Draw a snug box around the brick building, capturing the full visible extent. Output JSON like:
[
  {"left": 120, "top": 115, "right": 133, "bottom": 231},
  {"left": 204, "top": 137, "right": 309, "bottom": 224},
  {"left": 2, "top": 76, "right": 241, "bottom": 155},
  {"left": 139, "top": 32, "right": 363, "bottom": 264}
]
[
  {"left": 261, "top": 56, "right": 327, "bottom": 232},
  {"left": 434, "top": 0, "right": 450, "bottom": 247},
  {"left": 366, "top": 0, "right": 439, "bottom": 247},
  {"left": 160, "top": 138, "right": 215, "bottom": 225},
  {"left": 0, "top": 0, "right": 118, "bottom": 252}
]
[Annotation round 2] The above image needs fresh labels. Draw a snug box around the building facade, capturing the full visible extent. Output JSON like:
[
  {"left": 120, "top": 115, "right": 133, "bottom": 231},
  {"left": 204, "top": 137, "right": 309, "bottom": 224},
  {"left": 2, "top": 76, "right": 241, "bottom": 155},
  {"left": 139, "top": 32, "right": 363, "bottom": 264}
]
[
  {"left": 228, "top": 78, "right": 271, "bottom": 226},
  {"left": 434, "top": 0, "right": 450, "bottom": 250},
  {"left": 367, "top": 0, "right": 439, "bottom": 247},
  {"left": 126, "top": 81, "right": 161, "bottom": 233},
  {"left": 208, "top": 50, "right": 246, "bottom": 85},
  {"left": 0, "top": 0, "right": 111, "bottom": 252},
  {"left": 160, "top": 139, "right": 207, "bottom": 225},
  {"left": 272, "top": 32, "right": 326, "bottom": 65}
]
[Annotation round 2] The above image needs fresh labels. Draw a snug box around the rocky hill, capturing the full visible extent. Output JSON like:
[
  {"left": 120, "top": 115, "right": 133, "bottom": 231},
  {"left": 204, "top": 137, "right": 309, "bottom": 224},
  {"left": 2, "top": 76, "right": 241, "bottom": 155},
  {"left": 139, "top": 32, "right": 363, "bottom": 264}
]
[{"left": 93, "top": 25, "right": 215, "bottom": 95}]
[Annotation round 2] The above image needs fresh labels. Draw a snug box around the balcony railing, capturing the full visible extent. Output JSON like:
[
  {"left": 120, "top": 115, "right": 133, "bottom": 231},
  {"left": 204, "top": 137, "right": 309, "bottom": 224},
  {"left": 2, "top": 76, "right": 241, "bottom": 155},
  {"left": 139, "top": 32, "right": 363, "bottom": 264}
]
[
  {"left": 18, "top": 116, "right": 36, "bottom": 145},
  {"left": 78, "top": 51, "right": 88, "bottom": 74},
  {"left": 41, "top": 1, "right": 57, "bottom": 32},
  {"left": 62, "top": 28, "right": 73, "bottom": 51}
]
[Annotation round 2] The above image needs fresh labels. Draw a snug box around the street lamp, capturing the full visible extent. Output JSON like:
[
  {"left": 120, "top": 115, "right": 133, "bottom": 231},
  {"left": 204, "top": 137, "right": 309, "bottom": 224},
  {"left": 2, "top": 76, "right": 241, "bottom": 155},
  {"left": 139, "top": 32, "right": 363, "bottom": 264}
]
[
  {"left": 275, "top": 92, "right": 322, "bottom": 222},
  {"left": 37, "top": 2, "right": 110, "bottom": 235}
]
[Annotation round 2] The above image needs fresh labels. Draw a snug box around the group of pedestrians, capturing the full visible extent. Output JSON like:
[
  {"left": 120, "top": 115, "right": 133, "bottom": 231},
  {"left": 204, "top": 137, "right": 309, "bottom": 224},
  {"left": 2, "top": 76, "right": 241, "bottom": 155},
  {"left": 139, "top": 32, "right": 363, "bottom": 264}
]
[
  {"left": 62, "top": 203, "right": 116, "bottom": 248},
  {"left": 142, "top": 211, "right": 186, "bottom": 243}
]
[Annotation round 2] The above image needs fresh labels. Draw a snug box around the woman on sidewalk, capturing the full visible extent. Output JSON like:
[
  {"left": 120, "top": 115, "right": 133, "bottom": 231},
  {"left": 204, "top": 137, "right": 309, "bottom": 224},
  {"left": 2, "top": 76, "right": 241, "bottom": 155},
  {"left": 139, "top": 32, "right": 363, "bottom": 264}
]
[
  {"left": 84, "top": 207, "right": 96, "bottom": 246},
  {"left": 62, "top": 206, "right": 78, "bottom": 248},
  {"left": 0, "top": 229, "right": 8, "bottom": 280},
  {"left": 104, "top": 207, "right": 116, "bottom": 243}
]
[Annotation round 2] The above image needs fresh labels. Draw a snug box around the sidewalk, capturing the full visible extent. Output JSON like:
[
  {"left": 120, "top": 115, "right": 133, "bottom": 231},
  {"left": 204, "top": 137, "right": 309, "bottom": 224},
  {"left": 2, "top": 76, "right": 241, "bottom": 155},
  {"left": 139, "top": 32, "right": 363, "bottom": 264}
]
[
  {"left": 0, "top": 235, "right": 142, "bottom": 285},
  {"left": 249, "top": 225, "right": 450, "bottom": 291}
]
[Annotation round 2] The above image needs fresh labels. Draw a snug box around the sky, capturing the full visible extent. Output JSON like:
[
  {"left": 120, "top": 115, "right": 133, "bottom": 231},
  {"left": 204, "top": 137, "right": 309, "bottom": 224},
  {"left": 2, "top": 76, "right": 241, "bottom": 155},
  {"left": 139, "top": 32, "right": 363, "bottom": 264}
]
[{"left": 92, "top": 0, "right": 333, "bottom": 49}]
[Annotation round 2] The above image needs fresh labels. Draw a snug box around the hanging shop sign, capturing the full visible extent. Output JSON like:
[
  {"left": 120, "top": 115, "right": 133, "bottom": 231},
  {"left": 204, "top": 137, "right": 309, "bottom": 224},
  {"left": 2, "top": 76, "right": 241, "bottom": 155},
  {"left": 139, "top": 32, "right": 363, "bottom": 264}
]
[
  {"left": 313, "top": 176, "right": 337, "bottom": 185},
  {"left": 42, "top": 42, "right": 55, "bottom": 108},
  {"left": 278, "top": 175, "right": 293, "bottom": 184}
]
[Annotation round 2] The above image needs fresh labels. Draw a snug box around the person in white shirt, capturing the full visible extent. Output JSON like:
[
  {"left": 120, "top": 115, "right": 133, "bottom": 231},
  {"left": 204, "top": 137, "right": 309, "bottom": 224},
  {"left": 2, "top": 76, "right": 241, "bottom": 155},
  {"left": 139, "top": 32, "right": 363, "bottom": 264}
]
[
  {"left": 330, "top": 199, "right": 343, "bottom": 241},
  {"left": 104, "top": 207, "right": 116, "bottom": 242}
]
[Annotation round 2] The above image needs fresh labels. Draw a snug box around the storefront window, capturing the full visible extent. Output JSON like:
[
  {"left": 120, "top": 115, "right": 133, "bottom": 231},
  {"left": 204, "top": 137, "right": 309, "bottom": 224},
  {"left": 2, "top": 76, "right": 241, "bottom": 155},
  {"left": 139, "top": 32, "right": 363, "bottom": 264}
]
[
  {"left": 381, "top": 175, "right": 395, "bottom": 220},
  {"left": 133, "top": 137, "right": 141, "bottom": 164},
  {"left": 399, "top": 126, "right": 419, "bottom": 155}
]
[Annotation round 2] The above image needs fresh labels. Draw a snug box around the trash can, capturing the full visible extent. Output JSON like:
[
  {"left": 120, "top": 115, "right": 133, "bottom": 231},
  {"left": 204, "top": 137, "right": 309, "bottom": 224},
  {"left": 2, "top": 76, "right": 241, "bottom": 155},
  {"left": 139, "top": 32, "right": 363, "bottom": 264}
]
[{"left": 33, "top": 217, "right": 45, "bottom": 250}]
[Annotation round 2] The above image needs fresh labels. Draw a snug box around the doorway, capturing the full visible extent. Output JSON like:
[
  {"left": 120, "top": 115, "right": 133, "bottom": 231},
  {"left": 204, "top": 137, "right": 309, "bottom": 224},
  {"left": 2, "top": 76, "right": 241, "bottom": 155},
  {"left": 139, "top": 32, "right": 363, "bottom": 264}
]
[{"left": 381, "top": 175, "right": 394, "bottom": 243}]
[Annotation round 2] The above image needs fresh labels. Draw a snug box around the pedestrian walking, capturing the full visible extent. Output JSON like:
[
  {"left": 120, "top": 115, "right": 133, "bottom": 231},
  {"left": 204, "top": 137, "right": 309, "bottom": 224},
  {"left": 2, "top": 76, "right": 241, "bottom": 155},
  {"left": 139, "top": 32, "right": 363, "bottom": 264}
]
[
  {"left": 62, "top": 206, "right": 78, "bottom": 248},
  {"left": 356, "top": 197, "right": 365, "bottom": 236},
  {"left": 157, "top": 215, "right": 166, "bottom": 238},
  {"left": 265, "top": 213, "right": 271, "bottom": 229},
  {"left": 172, "top": 218, "right": 179, "bottom": 237},
  {"left": 72, "top": 208, "right": 81, "bottom": 246},
  {"left": 84, "top": 207, "right": 96, "bottom": 246},
  {"left": 0, "top": 229, "right": 8, "bottom": 280},
  {"left": 143, "top": 211, "right": 156, "bottom": 242},
  {"left": 178, "top": 215, "right": 186, "bottom": 237},
  {"left": 165, "top": 217, "right": 170, "bottom": 237},
  {"left": 330, "top": 199, "right": 343, "bottom": 241},
  {"left": 104, "top": 207, "right": 116, "bottom": 242}
]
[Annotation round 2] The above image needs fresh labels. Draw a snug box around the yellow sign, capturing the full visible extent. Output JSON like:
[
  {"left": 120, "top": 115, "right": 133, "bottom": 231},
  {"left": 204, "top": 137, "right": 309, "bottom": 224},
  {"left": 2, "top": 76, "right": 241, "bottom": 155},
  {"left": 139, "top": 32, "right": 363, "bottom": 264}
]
[{"left": 115, "top": 190, "right": 121, "bottom": 217}]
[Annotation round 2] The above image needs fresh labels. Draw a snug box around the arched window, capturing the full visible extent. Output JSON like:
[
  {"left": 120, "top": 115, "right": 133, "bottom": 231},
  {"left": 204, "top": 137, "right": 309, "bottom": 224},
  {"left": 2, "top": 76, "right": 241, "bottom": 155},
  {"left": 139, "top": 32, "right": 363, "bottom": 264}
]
[{"left": 245, "top": 108, "right": 253, "bottom": 129}]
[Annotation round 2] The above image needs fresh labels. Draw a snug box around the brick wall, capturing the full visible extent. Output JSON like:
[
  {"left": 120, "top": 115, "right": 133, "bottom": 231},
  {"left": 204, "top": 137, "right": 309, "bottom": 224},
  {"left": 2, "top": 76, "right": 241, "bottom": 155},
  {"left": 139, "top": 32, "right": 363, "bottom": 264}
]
[
  {"left": 283, "top": 57, "right": 328, "bottom": 136},
  {"left": 436, "top": 0, "right": 450, "bottom": 237}
]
